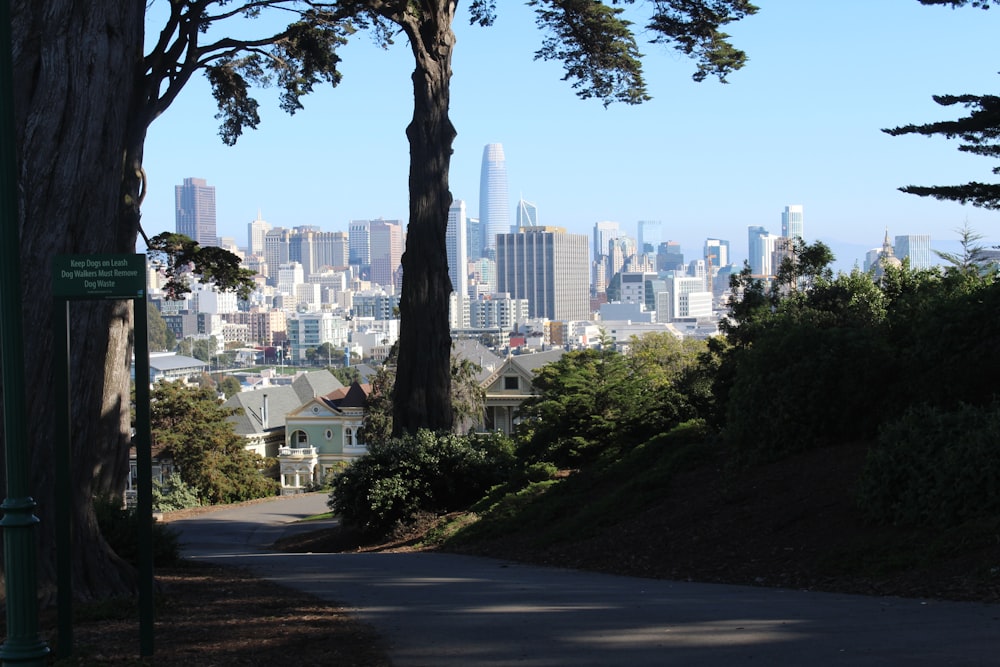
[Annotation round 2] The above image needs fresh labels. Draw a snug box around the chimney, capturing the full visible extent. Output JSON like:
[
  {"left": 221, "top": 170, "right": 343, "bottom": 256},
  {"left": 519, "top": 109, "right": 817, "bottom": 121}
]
[{"left": 262, "top": 393, "right": 269, "bottom": 430}]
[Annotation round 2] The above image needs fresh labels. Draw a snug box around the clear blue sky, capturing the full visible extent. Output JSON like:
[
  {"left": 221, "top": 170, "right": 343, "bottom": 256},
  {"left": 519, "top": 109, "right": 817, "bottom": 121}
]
[{"left": 142, "top": 0, "right": 1000, "bottom": 271}]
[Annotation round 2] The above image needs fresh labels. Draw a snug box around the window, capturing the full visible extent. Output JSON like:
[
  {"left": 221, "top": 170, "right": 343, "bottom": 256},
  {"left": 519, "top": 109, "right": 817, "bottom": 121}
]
[
  {"left": 296, "top": 431, "right": 308, "bottom": 446},
  {"left": 504, "top": 376, "right": 519, "bottom": 390},
  {"left": 345, "top": 427, "right": 353, "bottom": 447},
  {"left": 325, "top": 429, "right": 333, "bottom": 440}
]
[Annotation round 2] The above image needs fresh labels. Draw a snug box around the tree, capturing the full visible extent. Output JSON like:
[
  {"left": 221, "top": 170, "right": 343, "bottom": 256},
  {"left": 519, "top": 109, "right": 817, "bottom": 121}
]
[
  {"left": 147, "top": 303, "right": 177, "bottom": 352},
  {"left": 150, "top": 381, "right": 277, "bottom": 504},
  {"left": 8, "top": 0, "right": 756, "bottom": 600},
  {"left": 884, "top": 1, "right": 1000, "bottom": 208}
]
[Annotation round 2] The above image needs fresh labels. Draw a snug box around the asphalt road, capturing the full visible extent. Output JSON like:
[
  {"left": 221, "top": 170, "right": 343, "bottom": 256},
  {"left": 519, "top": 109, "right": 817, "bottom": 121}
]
[{"left": 170, "top": 493, "right": 1000, "bottom": 666}]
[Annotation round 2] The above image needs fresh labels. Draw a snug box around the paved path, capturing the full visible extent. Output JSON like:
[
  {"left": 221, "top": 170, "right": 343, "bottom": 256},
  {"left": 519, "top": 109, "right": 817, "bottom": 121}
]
[{"left": 170, "top": 494, "right": 1000, "bottom": 666}]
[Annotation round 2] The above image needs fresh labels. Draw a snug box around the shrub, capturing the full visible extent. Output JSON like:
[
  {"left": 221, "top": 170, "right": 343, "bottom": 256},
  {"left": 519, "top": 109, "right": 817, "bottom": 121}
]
[
  {"left": 94, "top": 495, "right": 181, "bottom": 566},
  {"left": 329, "top": 429, "right": 516, "bottom": 537},
  {"left": 857, "top": 402, "right": 1000, "bottom": 527},
  {"left": 152, "top": 473, "right": 201, "bottom": 512}
]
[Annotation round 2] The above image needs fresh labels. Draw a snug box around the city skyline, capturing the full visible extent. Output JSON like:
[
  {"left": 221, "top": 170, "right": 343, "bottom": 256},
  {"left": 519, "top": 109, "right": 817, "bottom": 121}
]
[{"left": 142, "top": 3, "right": 1000, "bottom": 272}]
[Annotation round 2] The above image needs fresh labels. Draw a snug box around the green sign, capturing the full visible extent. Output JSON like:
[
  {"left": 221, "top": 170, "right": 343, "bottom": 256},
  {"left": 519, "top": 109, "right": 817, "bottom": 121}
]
[{"left": 52, "top": 254, "right": 146, "bottom": 299}]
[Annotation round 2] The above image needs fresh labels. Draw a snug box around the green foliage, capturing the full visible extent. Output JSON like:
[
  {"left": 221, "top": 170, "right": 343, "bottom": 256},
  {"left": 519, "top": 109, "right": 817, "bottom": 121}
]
[
  {"left": 93, "top": 496, "right": 180, "bottom": 567},
  {"left": 516, "top": 340, "right": 704, "bottom": 468},
  {"left": 884, "top": 74, "right": 1000, "bottom": 208},
  {"left": 217, "top": 376, "right": 242, "bottom": 398},
  {"left": 177, "top": 335, "right": 220, "bottom": 363},
  {"left": 330, "top": 365, "right": 362, "bottom": 386},
  {"left": 329, "top": 430, "right": 517, "bottom": 537},
  {"left": 151, "top": 381, "right": 278, "bottom": 505},
  {"left": 151, "top": 473, "right": 202, "bottom": 512},
  {"left": 146, "top": 233, "right": 257, "bottom": 301},
  {"left": 857, "top": 403, "right": 1000, "bottom": 527},
  {"left": 147, "top": 304, "right": 176, "bottom": 352}
]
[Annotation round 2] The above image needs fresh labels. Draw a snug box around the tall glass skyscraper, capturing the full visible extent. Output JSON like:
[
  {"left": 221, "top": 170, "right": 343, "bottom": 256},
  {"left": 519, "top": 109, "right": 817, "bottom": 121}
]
[
  {"left": 781, "top": 205, "right": 804, "bottom": 240},
  {"left": 175, "top": 177, "right": 217, "bottom": 247},
  {"left": 516, "top": 198, "right": 538, "bottom": 229},
  {"left": 748, "top": 225, "right": 777, "bottom": 277},
  {"left": 479, "top": 143, "right": 509, "bottom": 258},
  {"left": 894, "top": 234, "right": 932, "bottom": 270},
  {"left": 637, "top": 220, "right": 663, "bottom": 254}
]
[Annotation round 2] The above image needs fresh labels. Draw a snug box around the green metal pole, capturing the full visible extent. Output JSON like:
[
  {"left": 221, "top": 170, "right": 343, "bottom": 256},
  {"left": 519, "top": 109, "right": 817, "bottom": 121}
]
[{"left": 0, "top": 1, "right": 52, "bottom": 664}]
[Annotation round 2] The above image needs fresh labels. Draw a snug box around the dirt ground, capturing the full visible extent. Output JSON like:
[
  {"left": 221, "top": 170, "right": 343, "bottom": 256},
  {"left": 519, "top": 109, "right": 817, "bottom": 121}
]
[{"left": 13, "top": 441, "right": 1000, "bottom": 664}]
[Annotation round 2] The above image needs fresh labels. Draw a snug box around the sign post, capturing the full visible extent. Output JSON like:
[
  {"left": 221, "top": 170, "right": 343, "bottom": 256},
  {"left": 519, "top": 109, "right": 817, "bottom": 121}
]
[
  {"left": 51, "top": 254, "right": 153, "bottom": 658},
  {"left": 0, "top": 3, "right": 50, "bottom": 664}
]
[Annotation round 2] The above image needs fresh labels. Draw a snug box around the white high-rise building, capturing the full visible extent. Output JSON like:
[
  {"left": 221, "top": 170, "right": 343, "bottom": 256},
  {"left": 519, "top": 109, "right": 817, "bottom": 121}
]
[
  {"left": 748, "top": 226, "right": 778, "bottom": 277},
  {"left": 515, "top": 198, "right": 538, "bottom": 230},
  {"left": 781, "top": 205, "right": 804, "bottom": 241},
  {"left": 248, "top": 211, "right": 270, "bottom": 256},
  {"left": 479, "top": 143, "right": 509, "bottom": 258},
  {"left": 447, "top": 200, "right": 469, "bottom": 298},
  {"left": 448, "top": 200, "right": 469, "bottom": 327}
]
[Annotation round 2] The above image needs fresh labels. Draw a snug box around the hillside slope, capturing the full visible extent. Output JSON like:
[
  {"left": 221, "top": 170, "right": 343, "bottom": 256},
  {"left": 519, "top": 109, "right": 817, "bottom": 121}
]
[{"left": 281, "top": 442, "right": 1000, "bottom": 603}]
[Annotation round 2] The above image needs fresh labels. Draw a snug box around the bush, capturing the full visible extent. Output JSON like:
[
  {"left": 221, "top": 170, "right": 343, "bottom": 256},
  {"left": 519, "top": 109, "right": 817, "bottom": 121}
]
[
  {"left": 94, "top": 495, "right": 181, "bottom": 566},
  {"left": 152, "top": 473, "right": 201, "bottom": 512},
  {"left": 329, "top": 429, "right": 516, "bottom": 537},
  {"left": 857, "top": 402, "right": 1000, "bottom": 527}
]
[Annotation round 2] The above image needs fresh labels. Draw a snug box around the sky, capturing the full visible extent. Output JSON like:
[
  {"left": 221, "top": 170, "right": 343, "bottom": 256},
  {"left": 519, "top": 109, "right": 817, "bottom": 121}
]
[{"left": 141, "top": 0, "right": 1000, "bottom": 272}]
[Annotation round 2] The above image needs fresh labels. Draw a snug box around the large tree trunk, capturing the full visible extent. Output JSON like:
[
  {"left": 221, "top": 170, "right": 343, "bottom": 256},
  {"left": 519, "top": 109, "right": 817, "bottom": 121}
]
[
  {"left": 6, "top": 0, "right": 145, "bottom": 602},
  {"left": 391, "top": 2, "right": 456, "bottom": 435}
]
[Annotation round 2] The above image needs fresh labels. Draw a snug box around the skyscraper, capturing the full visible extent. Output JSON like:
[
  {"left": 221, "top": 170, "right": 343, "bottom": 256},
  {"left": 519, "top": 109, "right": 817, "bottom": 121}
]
[
  {"left": 515, "top": 198, "right": 538, "bottom": 230},
  {"left": 637, "top": 220, "right": 663, "bottom": 254},
  {"left": 781, "top": 205, "right": 804, "bottom": 240},
  {"left": 496, "top": 226, "right": 590, "bottom": 321},
  {"left": 479, "top": 143, "right": 509, "bottom": 258},
  {"left": 369, "top": 219, "right": 404, "bottom": 289},
  {"left": 175, "top": 177, "right": 217, "bottom": 247},
  {"left": 247, "top": 211, "right": 270, "bottom": 256},
  {"left": 894, "top": 234, "right": 932, "bottom": 270},
  {"left": 593, "top": 221, "right": 619, "bottom": 261},
  {"left": 447, "top": 200, "right": 469, "bottom": 299},
  {"left": 748, "top": 226, "right": 778, "bottom": 277},
  {"left": 704, "top": 238, "right": 730, "bottom": 271},
  {"left": 348, "top": 220, "right": 370, "bottom": 268}
]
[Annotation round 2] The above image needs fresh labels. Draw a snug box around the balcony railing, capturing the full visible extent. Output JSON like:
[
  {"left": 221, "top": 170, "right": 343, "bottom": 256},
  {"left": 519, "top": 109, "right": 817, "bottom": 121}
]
[{"left": 279, "top": 446, "right": 318, "bottom": 458}]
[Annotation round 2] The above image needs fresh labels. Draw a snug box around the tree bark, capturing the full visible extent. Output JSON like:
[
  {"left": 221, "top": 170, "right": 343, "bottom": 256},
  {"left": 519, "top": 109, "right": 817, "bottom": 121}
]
[
  {"left": 391, "top": 1, "right": 456, "bottom": 435},
  {"left": 6, "top": 0, "right": 145, "bottom": 601}
]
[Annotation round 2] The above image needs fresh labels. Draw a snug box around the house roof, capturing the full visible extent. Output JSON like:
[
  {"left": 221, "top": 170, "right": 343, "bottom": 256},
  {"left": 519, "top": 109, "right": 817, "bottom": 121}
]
[
  {"left": 321, "top": 382, "right": 371, "bottom": 410},
  {"left": 149, "top": 354, "right": 207, "bottom": 372},
  {"left": 225, "top": 370, "right": 343, "bottom": 436},
  {"left": 291, "top": 370, "right": 344, "bottom": 403},
  {"left": 451, "top": 338, "right": 505, "bottom": 383}
]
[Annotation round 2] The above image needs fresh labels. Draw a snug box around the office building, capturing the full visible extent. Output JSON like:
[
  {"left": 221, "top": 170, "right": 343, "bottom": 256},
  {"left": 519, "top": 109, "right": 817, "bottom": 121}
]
[
  {"left": 895, "top": 234, "right": 932, "bottom": 270},
  {"left": 704, "top": 238, "right": 730, "bottom": 273},
  {"left": 264, "top": 227, "right": 291, "bottom": 285},
  {"left": 496, "top": 226, "right": 590, "bottom": 321},
  {"left": 781, "top": 205, "right": 804, "bottom": 241},
  {"left": 515, "top": 198, "right": 538, "bottom": 229},
  {"left": 658, "top": 241, "right": 684, "bottom": 273},
  {"left": 369, "top": 219, "right": 404, "bottom": 289},
  {"left": 447, "top": 199, "right": 469, "bottom": 298},
  {"left": 248, "top": 211, "right": 270, "bottom": 256},
  {"left": 637, "top": 220, "right": 663, "bottom": 255},
  {"left": 175, "top": 177, "right": 217, "bottom": 247},
  {"left": 748, "top": 226, "right": 778, "bottom": 277},
  {"left": 479, "top": 143, "right": 510, "bottom": 258},
  {"left": 349, "top": 220, "right": 370, "bottom": 268},
  {"left": 286, "top": 312, "right": 350, "bottom": 362},
  {"left": 593, "top": 221, "right": 619, "bottom": 261}
]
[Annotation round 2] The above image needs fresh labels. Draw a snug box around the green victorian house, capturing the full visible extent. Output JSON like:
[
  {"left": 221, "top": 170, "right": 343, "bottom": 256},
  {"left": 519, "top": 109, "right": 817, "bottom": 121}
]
[{"left": 279, "top": 381, "right": 371, "bottom": 494}]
